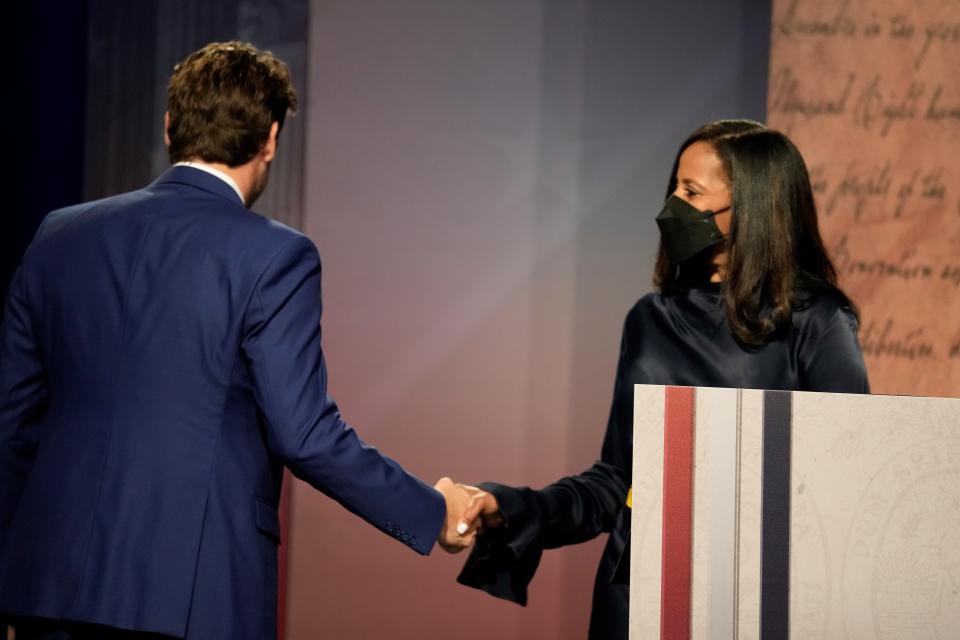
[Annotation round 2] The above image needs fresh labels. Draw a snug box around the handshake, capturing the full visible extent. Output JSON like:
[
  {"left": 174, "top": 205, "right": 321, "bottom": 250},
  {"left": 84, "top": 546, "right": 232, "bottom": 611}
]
[{"left": 433, "top": 478, "right": 505, "bottom": 553}]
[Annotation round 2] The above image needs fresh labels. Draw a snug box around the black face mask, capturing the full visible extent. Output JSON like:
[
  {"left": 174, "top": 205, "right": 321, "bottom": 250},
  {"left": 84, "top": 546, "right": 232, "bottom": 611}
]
[{"left": 655, "top": 195, "right": 727, "bottom": 263}]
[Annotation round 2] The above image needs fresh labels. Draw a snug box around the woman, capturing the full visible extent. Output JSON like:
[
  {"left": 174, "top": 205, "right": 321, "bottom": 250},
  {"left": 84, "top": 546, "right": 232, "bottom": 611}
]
[{"left": 456, "top": 120, "right": 870, "bottom": 639}]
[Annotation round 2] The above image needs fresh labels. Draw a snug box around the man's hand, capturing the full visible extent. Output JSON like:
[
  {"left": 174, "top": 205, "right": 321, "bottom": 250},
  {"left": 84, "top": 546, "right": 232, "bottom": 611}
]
[{"left": 435, "top": 477, "right": 478, "bottom": 553}]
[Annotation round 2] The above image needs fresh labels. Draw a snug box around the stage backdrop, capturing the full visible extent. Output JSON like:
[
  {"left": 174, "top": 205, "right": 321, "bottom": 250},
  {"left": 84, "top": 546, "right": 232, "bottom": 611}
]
[
  {"left": 288, "top": 1, "right": 770, "bottom": 638},
  {"left": 767, "top": 0, "right": 960, "bottom": 397}
]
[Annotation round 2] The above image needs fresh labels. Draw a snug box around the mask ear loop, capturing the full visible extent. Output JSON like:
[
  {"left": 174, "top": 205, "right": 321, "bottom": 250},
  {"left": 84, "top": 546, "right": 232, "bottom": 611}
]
[
  {"left": 705, "top": 205, "right": 732, "bottom": 246},
  {"left": 703, "top": 204, "right": 731, "bottom": 218}
]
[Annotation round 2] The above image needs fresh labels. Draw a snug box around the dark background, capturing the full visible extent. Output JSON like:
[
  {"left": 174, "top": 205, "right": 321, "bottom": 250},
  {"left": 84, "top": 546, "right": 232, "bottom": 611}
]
[{"left": 2, "top": 1, "right": 88, "bottom": 312}]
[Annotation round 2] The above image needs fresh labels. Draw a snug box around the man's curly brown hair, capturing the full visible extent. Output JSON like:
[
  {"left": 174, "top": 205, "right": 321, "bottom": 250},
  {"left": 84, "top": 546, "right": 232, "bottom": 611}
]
[{"left": 166, "top": 41, "right": 298, "bottom": 167}]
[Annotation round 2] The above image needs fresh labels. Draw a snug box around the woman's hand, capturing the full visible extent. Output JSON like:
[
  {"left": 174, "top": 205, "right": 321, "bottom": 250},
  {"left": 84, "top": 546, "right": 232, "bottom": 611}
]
[{"left": 457, "top": 483, "right": 503, "bottom": 531}]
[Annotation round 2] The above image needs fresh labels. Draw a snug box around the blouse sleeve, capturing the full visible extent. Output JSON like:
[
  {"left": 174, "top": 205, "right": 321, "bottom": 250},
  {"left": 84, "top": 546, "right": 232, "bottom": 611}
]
[
  {"left": 456, "top": 310, "right": 636, "bottom": 605},
  {"left": 798, "top": 303, "right": 871, "bottom": 394}
]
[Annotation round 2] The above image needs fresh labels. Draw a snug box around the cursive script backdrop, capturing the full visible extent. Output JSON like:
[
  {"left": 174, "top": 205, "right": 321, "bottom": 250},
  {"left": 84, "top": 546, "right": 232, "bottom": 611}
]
[{"left": 768, "top": 0, "right": 960, "bottom": 396}]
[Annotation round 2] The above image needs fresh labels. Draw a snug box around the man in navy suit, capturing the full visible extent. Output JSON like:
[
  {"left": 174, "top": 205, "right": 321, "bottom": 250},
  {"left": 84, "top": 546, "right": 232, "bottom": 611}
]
[{"left": 0, "top": 41, "right": 481, "bottom": 639}]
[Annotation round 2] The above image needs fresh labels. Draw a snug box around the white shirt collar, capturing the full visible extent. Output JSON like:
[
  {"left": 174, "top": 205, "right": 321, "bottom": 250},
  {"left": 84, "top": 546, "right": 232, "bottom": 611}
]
[{"left": 174, "top": 161, "right": 246, "bottom": 204}]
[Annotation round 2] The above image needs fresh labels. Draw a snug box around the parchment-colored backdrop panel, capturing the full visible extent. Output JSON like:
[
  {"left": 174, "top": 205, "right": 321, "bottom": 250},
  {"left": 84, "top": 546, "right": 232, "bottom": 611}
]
[{"left": 768, "top": 0, "right": 960, "bottom": 397}]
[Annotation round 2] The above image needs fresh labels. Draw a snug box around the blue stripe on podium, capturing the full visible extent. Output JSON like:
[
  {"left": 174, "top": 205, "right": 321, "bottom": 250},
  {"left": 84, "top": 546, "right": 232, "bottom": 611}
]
[{"left": 761, "top": 390, "right": 792, "bottom": 639}]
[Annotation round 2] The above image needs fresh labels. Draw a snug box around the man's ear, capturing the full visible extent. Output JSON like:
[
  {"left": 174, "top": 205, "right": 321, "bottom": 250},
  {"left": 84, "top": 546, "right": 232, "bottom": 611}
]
[
  {"left": 261, "top": 121, "right": 279, "bottom": 163},
  {"left": 163, "top": 112, "right": 171, "bottom": 147}
]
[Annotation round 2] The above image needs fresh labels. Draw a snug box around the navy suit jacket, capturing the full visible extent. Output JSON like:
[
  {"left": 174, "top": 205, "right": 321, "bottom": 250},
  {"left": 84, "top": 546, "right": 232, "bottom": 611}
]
[{"left": 0, "top": 166, "right": 445, "bottom": 638}]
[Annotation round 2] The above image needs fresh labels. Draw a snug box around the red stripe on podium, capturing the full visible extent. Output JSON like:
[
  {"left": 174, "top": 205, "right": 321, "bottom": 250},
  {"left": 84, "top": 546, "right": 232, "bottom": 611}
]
[{"left": 661, "top": 386, "right": 695, "bottom": 640}]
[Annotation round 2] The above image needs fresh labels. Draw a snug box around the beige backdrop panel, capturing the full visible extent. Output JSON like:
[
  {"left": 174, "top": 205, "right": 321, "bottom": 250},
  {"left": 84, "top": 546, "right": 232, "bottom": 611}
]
[{"left": 768, "top": 0, "right": 960, "bottom": 396}]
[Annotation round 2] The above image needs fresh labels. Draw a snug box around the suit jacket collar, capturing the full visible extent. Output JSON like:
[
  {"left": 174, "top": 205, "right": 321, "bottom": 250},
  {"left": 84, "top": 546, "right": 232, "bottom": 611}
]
[{"left": 152, "top": 165, "right": 246, "bottom": 207}]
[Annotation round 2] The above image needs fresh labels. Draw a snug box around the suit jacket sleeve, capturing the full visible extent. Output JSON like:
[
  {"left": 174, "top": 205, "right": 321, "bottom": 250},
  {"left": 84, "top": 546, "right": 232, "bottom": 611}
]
[
  {"left": 0, "top": 261, "right": 49, "bottom": 533},
  {"left": 241, "top": 234, "right": 445, "bottom": 555}
]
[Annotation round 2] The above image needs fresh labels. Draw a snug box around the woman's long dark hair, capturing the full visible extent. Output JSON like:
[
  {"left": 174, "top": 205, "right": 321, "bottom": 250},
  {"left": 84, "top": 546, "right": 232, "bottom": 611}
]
[{"left": 653, "top": 120, "right": 857, "bottom": 346}]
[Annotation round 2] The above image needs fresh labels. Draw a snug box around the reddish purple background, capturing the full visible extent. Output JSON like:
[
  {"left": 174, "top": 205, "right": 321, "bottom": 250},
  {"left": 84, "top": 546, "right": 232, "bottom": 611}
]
[{"left": 284, "top": 2, "right": 771, "bottom": 638}]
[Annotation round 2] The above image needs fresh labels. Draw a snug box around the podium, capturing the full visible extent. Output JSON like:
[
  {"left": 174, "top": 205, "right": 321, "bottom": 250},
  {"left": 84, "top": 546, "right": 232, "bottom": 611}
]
[{"left": 629, "top": 385, "right": 960, "bottom": 639}]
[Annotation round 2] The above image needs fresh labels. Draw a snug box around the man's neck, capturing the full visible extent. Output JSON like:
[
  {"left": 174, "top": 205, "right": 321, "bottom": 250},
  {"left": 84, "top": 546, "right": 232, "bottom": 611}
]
[{"left": 175, "top": 159, "right": 251, "bottom": 205}]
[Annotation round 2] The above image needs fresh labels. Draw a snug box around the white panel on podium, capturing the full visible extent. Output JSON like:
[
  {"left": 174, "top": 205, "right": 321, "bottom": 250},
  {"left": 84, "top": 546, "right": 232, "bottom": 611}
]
[{"left": 629, "top": 385, "right": 960, "bottom": 640}]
